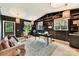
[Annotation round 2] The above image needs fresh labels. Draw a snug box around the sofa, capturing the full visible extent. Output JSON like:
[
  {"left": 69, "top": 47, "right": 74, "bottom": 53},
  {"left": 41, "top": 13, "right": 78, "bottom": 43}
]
[{"left": 0, "top": 42, "right": 25, "bottom": 56}]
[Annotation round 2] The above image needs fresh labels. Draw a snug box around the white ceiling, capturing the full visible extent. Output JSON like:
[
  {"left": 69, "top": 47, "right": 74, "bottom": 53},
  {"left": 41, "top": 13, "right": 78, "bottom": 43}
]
[{"left": 0, "top": 3, "right": 79, "bottom": 21}]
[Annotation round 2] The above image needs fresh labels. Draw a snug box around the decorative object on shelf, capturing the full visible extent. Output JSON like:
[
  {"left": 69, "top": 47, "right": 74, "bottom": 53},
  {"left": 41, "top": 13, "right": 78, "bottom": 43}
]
[
  {"left": 44, "top": 31, "right": 48, "bottom": 35},
  {"left": 52, "top": 13, "right": 62, "bottom": 19},
  {"left": 73, "top": 20, "right": 79, "bottom": 26}
]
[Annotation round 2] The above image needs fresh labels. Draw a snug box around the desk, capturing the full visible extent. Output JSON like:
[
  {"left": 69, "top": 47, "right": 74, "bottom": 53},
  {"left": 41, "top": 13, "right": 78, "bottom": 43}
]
[{"left": 34, "top": 33, "right": 53, "bottom": 45}]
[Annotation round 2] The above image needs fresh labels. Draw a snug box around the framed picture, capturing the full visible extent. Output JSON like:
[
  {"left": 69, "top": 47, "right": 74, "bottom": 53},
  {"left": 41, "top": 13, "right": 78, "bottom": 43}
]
[{"left": 3, "top": 21, "right": 15, "bottom": 37}]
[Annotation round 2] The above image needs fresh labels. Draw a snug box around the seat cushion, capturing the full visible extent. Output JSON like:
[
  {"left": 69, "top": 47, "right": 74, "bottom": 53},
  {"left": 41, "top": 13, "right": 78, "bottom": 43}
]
[{"left": 0, "top": 42, "right": 4, "bottom": 51}]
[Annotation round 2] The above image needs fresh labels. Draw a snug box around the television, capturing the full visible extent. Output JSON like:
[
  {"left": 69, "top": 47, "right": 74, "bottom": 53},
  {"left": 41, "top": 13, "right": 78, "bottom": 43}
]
[{"left": 54, "top": 18, "right": 68, "bottom": 31}]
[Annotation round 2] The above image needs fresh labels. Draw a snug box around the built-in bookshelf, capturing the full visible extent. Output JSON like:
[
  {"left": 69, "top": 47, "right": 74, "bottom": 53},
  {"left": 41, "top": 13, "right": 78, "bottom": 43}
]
[{"left": 35, "top": 8, "right": 79, "bottom": 41}]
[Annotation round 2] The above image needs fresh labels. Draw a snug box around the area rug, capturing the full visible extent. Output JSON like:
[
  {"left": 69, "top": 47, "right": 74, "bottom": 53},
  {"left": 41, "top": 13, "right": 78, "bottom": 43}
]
[
  {"left": 23, "top": 38, "right": 79, "bottom": 56},
  {"left": 24, "top": 39, "right": 57, "bottom": 56}
]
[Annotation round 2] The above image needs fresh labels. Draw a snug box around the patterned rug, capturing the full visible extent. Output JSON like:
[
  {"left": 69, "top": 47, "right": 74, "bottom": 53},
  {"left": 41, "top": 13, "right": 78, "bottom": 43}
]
[
  {"left": 23, "top": 38, "right": 79, "bottom": 56},
  {"left": 24, "top": 39, "right": 57, "bottom": 56}
]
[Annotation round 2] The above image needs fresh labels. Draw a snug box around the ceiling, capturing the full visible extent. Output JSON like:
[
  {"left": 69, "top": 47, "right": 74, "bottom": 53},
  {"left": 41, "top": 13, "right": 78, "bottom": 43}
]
[{"left": 0, "top": 3, "right": 79, "bottom": 21}]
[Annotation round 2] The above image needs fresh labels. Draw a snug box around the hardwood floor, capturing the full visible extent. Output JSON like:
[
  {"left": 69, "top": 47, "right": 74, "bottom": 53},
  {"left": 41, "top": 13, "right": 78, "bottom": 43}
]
[
  {"left": 52, "top": 39, "right": 79, "bottom": 55},
  {"left": 26, "top": 36, "right": 79, "bottom": 56}
]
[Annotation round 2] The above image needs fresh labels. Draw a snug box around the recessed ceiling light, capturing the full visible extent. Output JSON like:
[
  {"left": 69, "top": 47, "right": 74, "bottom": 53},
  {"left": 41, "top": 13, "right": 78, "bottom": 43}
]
[{"left": 50, "top": 3, "right": 68, "bottom": 8}]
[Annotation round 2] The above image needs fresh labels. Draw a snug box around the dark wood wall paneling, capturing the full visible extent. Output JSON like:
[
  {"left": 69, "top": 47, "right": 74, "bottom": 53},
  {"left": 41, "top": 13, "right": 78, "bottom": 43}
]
[
  {"left": 16, "top": 19, "right": 31, "bottom": 37},
  {"left": 0, "top": 13, "right": 2, "bottom": 39},
  {"left": 1, "top": 15, "right": 16, "bottom": 38},
  {"left": 69, "top": 9, "right": 79, "bottom": 33},
  {"left": 1, "top": 15, "right": 31, "bottom": 37},
  {"left": 35, "top": 8, "right": 79, "bottom": 41}
]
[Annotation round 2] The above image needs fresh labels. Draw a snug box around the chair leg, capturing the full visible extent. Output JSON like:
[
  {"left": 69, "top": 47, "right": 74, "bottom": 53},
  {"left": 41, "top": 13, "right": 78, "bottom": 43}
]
[{"left": 35, "top": 36, "right": 36, "bottom": 40}]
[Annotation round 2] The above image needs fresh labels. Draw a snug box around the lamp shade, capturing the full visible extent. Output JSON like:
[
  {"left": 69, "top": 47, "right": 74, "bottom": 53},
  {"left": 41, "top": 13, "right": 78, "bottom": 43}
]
[
  {"left": 50, "top": 3, "right": 67, "bottom": 8},
  {"left": 48, "top": 26, "right": 52, "bottom": 29},
  {"left": 31, "top": 21, "right": 34, "bottom": 25},
  {"left": 63, "top": 10, "right": 70, "bottom": 18},
  {"left": 16, "top": 18, "right": 20, "bottom": 23}
]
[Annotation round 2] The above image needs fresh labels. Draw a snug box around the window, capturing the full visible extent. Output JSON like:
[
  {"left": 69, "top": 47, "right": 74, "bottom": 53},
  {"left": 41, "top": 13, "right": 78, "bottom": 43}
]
[
  {"left": 23, "top": 22, "right": 31, "bottom": 33},
  {"left": 36, "top": 22, "right": 43, "bottom": 30}
]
